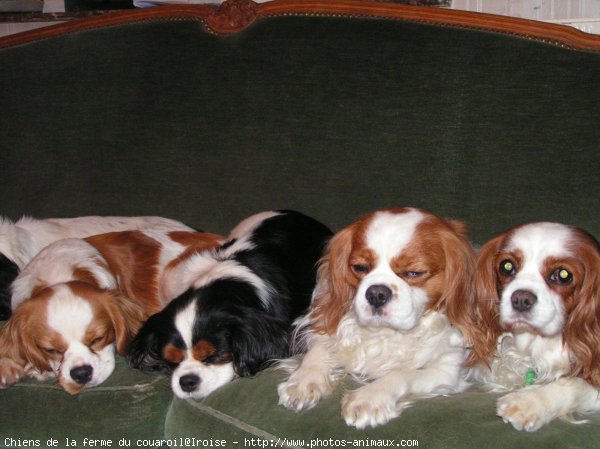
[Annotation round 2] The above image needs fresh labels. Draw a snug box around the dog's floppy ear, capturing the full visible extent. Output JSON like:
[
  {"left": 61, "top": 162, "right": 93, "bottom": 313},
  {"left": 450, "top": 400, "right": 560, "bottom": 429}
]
[
  {"left": 564, "top": 231, "right": 600, "bottom": 386},
  {"left": 436, "top": 219, "right": 476, "bottom": 311},
  {"left": 102, "top": 290, "right": 146, "bottom": 355},
  {"left": 309, "top": 226, "right": 356, "bottom": 335},
  {"left": 461, "top": 233, "right": 507, "bottom": 367},
  {"left": 126, "top": 311, "right": 173, "bottom": 374},
  {"left": 230, "top": 311, "right": 291, "bottom": 377},
  {"left": 0, "top": 298, "right": 52, "bottom": 377},
  {"left": 128, "top": 288, "right": 199, "bottom": 374}
]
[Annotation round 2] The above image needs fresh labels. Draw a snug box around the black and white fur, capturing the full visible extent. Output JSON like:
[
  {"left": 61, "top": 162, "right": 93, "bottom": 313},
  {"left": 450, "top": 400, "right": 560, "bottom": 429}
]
[{"left": 126, "top": 210, "right": 332, "bottom": 399}]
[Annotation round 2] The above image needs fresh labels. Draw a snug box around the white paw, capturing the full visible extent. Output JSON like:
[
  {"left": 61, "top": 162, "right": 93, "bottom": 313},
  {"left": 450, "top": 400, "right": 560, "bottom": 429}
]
[
  {"left": 497, "top": 389, "right": 552, "bottom": 432},
  {"left": 24, "top": 363, "right": 56, "bottom": 381},
  {"left": 0, "top": 358, "right": 25, "bottom": 388},
  {"left": 278, "top": 375, "right": 333, "bottom": 411},
  {"left": 341, "top": 387, "right": 401, "bottom": 429}
]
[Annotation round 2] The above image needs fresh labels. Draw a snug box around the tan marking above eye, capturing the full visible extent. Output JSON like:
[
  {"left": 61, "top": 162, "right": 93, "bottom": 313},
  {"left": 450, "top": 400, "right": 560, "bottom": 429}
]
[
  {"left": 192, "top": 340, "right": 217, "bottom": 362},
  {"left": 163, "top": 343, "right": 185, "bottom": 364}
]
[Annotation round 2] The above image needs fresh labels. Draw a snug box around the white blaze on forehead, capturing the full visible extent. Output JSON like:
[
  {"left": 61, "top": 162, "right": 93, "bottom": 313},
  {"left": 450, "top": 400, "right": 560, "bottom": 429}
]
[
  {"left": 175, "top": 300, "right": 198, "bottom": 349},
  {"left": 47, "top": 285, "right": 94, "bottom": 341},
  {"left": 507, "top": 223, "right": 574, "bottom": 267},
  {"left": 365, "top": 209, "right": 424, "bottom": 263}
]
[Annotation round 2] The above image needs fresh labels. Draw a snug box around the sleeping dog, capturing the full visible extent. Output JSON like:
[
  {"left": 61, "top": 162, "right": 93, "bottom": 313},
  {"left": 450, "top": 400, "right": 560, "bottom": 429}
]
[
  {"left": 0, "top": 229, "right": 223, "bottom": 394},
  {"left": 0, "top": 215, "right": 194, "bottom": 320},
  {"left": 127, "top": 210, "right": 332, "bottom": 399}
]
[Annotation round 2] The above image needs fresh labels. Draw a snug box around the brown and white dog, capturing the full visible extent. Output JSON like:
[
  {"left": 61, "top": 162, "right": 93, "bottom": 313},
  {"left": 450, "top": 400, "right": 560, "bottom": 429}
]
[
  {"left": 0, "top": 228, "right": 223, "bottom": 394},
  {"left": 0, "top": 215, "right": 194, "bottom": 320},
  {"left": 278, "top": 208, "right": 475, "bottom": 428},
  {"left": 453, "top": 222, "right": 600, "bottom": 431}
]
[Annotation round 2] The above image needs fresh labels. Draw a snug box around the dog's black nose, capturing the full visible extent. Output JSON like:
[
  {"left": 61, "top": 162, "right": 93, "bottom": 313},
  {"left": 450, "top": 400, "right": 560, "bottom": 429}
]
[
  {"left": 511, "top": 289, "right": 537, "bottom": 312},
  {"left": 179, "top": 374, "right": 201, "bottom": 393},
  {"left": 366, "top": 284, "right": 393, "bottom": 309},
  {"left": 70, "top": 365, "right": 93, "bottom": 384}
]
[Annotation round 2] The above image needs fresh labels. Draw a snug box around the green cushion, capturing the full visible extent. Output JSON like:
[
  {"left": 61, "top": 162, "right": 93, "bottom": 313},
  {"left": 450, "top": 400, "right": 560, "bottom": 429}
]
[
  {"left": 166, "top": 369, "right": 600, "bottom": 449},
  {"left": 0, "top": 356, "right": 171, "bottom": 446}
]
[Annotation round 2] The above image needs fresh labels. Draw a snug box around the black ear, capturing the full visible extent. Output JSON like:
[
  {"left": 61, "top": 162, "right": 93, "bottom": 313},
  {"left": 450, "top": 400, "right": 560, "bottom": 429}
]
[
  {"left": 0, "top": 254, "right": 19, "bottom": 320},
  {"left": 126, "top": 313, "right": 173, "bottom": 374},
  {"left": 230, "top": 312, "right": 292, "bottom": 378}
]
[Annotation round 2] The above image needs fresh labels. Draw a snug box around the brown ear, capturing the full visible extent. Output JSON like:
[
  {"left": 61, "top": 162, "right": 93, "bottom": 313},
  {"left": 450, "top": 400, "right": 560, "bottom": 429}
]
[
  {"left": 447, "top": 219, "right": 469, "bottom": 238},
  {"left": 432, "top": 220, "right": 476, "bottom": 313},
  {"left": 0, "top": 301, "right": 51, "bottom": 372},
  {"left": 564, "top": 242, "right": 600, "bottom": 386},
  {"left": 0, "top": 309, "right": 29, "bottom": 365},
  {"left": 102, "top": 291, "right": 146, "bottom": 355},
  {"left": 310, "top": 226, "right": 356, "bottom": 335},
  {"left": 461, "top": 233, "right": 506, "bottom": 366}
]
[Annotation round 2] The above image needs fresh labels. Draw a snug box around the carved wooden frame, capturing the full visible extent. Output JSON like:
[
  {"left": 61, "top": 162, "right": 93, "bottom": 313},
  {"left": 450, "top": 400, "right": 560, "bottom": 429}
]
[{"left": 1, "top": 0, "right": 600, "bottom": 51}]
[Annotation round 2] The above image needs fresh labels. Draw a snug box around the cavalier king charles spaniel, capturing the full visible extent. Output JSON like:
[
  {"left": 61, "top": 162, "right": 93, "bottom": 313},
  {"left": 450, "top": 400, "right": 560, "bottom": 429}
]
[
  {"left": 278, "top": 207, "right": 475, "bottom": 429},
  {"left": 0, "top": 228, "right": 223, "bottom": 394},
  {"left": 453, "top": 222, "right": 600, "bottom": 431},
  {"left": 126, "top": 210, "right": 332, "bottom": 399},
  {"left": 0, "top": 215, "right": 193, "bottom": 320}
]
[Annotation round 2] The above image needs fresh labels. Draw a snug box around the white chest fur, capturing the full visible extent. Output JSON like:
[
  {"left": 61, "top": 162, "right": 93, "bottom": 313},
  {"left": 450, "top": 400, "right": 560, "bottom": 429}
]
[{"left": 328, "top": 310, "right": 465, "bottom": 380}]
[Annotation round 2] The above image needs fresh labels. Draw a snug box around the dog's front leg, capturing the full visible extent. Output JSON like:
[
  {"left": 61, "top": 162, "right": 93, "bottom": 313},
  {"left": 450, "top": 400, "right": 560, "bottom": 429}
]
[{"left": 278, "top": 337, "right": 338, "bottom": 411}]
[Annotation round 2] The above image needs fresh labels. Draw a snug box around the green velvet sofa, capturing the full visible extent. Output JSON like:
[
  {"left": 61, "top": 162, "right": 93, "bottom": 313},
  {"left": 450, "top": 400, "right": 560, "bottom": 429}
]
[{"left": 1, "top": 1, "right": 599, "bottom": 447}]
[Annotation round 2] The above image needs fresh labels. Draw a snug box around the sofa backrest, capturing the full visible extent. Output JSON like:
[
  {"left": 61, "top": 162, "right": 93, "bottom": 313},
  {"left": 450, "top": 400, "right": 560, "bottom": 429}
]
[{"left": 1, "top": 1, "right": 599, "bottom": 243}]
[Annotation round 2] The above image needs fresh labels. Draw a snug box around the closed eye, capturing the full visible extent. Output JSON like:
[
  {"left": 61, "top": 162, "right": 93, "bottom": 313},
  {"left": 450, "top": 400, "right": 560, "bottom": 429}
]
[
  {"left": 203, "top": 352, "right": 232, "bottom": 365},
  {"left": 351, "top": 264, "right": 370, "bottom": 275},
  {"left": 42, "top": 347, "right": 63, "bottom": 356},
  {"left": 203, "top": 355, "right": 218, "bottom": 365},
  {"left": 89, "top": 337, "right": 104, "bottom": 347}
]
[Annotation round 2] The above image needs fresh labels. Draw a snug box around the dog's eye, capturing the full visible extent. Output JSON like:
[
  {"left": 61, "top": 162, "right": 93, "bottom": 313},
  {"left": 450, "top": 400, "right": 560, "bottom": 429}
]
[
  {"left": 203, "top": 355, "right": 217, "bottom": 365},
  {"left": 549, "top": 268, "right": 573, "bottom": 285},
  {"left": 203, "top": 352, "right": 231, "bottom": 365},
  {"left": 42, "top": 347, "right": 63, "bottom": 356},
  {"left": 89, "top": 337, "right": 103, "bottom": 347},
  {"left": 351, "top": 264, "right": 370, "bottom": 275},
  {"left": 403, "top": 271, "right": 424, "bottom": 278},
  {"left": 499, "top": 259, "right": 517, "bottom": 277}
]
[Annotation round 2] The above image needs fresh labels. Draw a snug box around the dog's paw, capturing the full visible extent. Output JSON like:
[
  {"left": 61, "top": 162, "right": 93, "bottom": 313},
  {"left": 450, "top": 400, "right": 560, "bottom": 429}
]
[
  {"left": 0, "top": 358, "right": 25, "bottom": 388},
  {"left": 341, "top": 387, "right": 401, "bottom": 429},
  {"left": 277, "top": 375, "right": 333, "bottom": 411},
  {"left": 24, "top": 363, "right": 56, "bottom": 381},
  {"left": 497, "top": 389, "right": 553, "bottom": 432}
]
